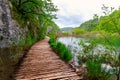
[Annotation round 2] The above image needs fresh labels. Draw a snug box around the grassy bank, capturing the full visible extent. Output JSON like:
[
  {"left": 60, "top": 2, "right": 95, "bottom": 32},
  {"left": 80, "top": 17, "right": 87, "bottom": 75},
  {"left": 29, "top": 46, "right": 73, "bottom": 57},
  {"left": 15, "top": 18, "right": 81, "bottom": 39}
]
[{"left": 49, "top": 38, "right": 73, "bottom": 62}]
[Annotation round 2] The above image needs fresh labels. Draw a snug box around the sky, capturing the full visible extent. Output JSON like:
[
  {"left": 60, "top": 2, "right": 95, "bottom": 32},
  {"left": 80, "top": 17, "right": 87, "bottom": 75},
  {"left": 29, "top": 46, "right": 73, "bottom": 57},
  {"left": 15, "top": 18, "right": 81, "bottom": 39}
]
[{"left": 52, "top": 0, "right": 120, "bottom": 28}]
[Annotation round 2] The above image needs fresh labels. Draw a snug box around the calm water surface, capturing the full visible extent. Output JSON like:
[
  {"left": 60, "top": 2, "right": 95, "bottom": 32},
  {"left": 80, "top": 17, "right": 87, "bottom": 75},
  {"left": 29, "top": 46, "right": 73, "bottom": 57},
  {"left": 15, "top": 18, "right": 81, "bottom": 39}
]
[
  {"left": 57, "top": 37, "right": 117, "bottom": 66},
  {"left": 58, "top": 37, "right": 90, "bottom": 66}
]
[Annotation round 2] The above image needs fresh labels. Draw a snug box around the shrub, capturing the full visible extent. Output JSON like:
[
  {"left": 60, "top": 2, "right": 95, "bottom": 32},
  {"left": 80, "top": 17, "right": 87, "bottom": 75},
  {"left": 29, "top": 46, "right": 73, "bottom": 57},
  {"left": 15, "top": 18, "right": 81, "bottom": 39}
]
[
  {"left": 50, "top": 43, "right": 57, "bottom": 49},
  {"left": 49, "top": 38, "right": 73, "bottom": 62},
  {"left": 61, "top": 49, "right": 73, "bottom": 62},
  {"left": 49, "top": 38, "right": 55, "bottom": 44},
  {"left": 78, "top": 40, "right": 116, "bottom": 80},
  {"left": 86, "top": 60, "right": 112, "bottom": 80},
  {"left": 56, "top": 42, "right": 66, "bottom": 53},
  {"left": 40, "top": 34, "right": 46, "bottom": 40}
]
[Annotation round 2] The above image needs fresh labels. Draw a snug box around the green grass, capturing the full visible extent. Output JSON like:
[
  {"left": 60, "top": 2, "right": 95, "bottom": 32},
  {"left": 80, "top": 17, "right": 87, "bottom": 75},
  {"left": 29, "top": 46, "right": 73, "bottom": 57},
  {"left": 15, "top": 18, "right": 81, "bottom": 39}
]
[
  {"left": 86, "top": 60, "right": 113, "bottom": 80},
  {"left": 61, "top": 49, "right": 72, "bottom": 62},
  {"left": 49, "top": 38, "right": 73, "bottom": 62}
]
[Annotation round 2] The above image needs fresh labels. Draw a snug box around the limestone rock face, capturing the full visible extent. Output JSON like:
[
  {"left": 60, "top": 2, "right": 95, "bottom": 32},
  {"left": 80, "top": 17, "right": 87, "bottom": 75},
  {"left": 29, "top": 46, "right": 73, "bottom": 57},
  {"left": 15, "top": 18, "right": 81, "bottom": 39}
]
[{"left": 0, "top": 0, "right": 24, "bottom": 47}]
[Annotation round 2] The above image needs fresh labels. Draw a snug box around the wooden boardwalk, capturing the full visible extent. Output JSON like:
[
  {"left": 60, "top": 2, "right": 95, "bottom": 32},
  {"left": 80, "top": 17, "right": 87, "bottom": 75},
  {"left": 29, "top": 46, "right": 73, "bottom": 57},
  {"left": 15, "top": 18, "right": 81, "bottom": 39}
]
[{"left": 14, "top": 37, "right": 82, "bottom": 80}]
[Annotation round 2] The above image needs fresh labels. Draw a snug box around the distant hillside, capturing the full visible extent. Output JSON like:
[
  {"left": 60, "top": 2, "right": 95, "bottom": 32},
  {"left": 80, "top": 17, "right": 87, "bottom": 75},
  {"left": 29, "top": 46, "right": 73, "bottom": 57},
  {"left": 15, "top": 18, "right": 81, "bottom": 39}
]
[
  {"left": 79, "top": 18, "right": 99, "bottom": 31},
  {"left": 61, "top": 27, "right": 73, "bottom": 32},
  {"left": 78, "top": 9, "right": 120, "bottom": 33}
]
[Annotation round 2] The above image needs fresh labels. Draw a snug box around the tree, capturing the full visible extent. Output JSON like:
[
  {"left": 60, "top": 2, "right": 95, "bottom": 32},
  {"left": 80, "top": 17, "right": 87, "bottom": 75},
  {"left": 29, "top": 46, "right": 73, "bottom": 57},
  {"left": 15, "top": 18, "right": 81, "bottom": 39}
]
[{"left": 10, "top": 0, "right": 58, "bottom": 40}]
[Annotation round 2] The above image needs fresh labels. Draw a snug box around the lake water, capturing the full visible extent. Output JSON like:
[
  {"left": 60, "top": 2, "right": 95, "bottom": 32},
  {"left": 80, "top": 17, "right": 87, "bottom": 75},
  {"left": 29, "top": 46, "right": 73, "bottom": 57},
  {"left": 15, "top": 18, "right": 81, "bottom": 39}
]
[
  {"left": 58, "top": 37, "right": 119, "bottom": 80},
  {"left": 58, "top": 37, "right": 90, "bottom": 66},
  {"left": 57, "top": 37, "right": 118, "bottom": 67}
]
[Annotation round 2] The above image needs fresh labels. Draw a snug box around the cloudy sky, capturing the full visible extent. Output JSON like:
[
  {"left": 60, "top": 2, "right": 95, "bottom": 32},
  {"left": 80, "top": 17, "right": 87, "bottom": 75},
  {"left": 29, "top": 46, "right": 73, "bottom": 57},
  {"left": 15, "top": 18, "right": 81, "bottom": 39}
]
[{"left": 52, "top": 0, "right": 120, "bottom": 28}]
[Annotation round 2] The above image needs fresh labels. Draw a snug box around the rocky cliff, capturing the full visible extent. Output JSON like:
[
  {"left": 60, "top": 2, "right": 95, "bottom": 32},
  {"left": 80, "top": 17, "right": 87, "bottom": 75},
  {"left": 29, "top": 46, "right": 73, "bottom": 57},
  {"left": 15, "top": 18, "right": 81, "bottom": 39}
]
[{"left": 0, "top": 0, "right": 24, "bottom": 47}]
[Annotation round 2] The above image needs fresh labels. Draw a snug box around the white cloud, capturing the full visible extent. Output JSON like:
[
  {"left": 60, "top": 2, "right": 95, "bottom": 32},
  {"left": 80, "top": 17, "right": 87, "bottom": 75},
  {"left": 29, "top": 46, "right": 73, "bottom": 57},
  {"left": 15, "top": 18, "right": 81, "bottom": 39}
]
[{"left": 52, "top": 0, "right": 120, "bottom": 28}]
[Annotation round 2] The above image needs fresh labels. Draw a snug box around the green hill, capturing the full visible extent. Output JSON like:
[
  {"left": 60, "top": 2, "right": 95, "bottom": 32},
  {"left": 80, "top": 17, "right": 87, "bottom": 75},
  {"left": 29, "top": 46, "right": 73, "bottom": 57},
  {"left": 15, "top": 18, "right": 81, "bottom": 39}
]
[
  {"left": 79, "top": 18, "right": 99, "bottom": 31},
  {"left": 78, "top": 9, "right": 120, "bottom": 33}
]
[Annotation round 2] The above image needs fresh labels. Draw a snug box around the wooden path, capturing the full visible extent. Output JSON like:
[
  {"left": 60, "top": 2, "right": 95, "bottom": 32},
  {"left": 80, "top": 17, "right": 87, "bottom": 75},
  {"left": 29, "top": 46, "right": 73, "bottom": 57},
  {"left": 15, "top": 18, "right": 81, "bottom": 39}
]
[{"left": 14, "top": 37, "right": 82, "bottom": 80}]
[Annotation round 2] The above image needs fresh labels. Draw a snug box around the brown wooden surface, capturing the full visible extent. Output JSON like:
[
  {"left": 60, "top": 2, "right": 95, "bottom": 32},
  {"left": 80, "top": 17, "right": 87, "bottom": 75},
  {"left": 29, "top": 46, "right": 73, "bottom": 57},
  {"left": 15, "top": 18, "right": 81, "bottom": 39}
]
[{"left": 14, "top": 37, "right": 82, "bottom": 80}]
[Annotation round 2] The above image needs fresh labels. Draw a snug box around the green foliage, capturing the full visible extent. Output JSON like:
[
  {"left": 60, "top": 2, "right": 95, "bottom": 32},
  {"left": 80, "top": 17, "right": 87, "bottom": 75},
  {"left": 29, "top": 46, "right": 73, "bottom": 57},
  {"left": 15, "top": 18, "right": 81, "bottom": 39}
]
[
  {"left": 78, "top": 40, "right": 96, "bottom": 64},
  {"left": 86, "top": 60, "right": 112, "bottom": 80},
  {"left": 79, "top": 18, "right": 99, "bottom": 31},
  {"left": 10, "top": 0, "right": 58, "bottom": 27},
  {"left": 75, "top": 9, "right": 120, "bottom": 38},
  {"left": 96, "top": 9, "right": 120, "bottom": 34},
  {"left": 10, "top": 0, "right": 58, "bottom": 41},
  {"left": 49, "top": 38, "right": 73, "bottom": 62},
  {"left": 72, "top": 27, "right": 86, "bottom": 34},
  {"left": 61, "top": 32, "right": 70, "bottom": 36},
  {"left": 0, "top": 1, "right": 59, "bottom": 80},
  {"left": 61, "top": 49, "right": 72, "bottom": 62},
  {"left": 94, "top": 34, "right": 120, "bottom": 48},
  {"left": 49, "top": 38, "right": 55, "bottom": 43},
  {"left": 77, "top": 8, "right": 120, "bottom": 80},
  {"left": 67, "top": 5, "right": 120, "bottom": 80},
  {"left": 78, "top": 40, "right": 119, "bottom": 80},
  {"left": 56, "top": 42, "right": 66, "bottom": 53},
  {"left": 49, "top": 38, "right": 57, "bottom": 49},
  {"left": 86, "top": 60, "right": 102, "bottom": 80},
  {"left": 39, "top": 34, "right": 46, "bottom": 40}
]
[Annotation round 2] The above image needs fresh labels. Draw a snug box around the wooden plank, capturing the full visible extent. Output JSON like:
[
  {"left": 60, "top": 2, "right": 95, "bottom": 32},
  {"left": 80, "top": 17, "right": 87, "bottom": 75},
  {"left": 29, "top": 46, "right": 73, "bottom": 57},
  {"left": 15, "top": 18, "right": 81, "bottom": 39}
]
[
  {"left": 14, "top": 37, "right": 82, "bottom": 80},
  {"left": 16, "top": 71, "right": 78, "bottom": 80}
]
